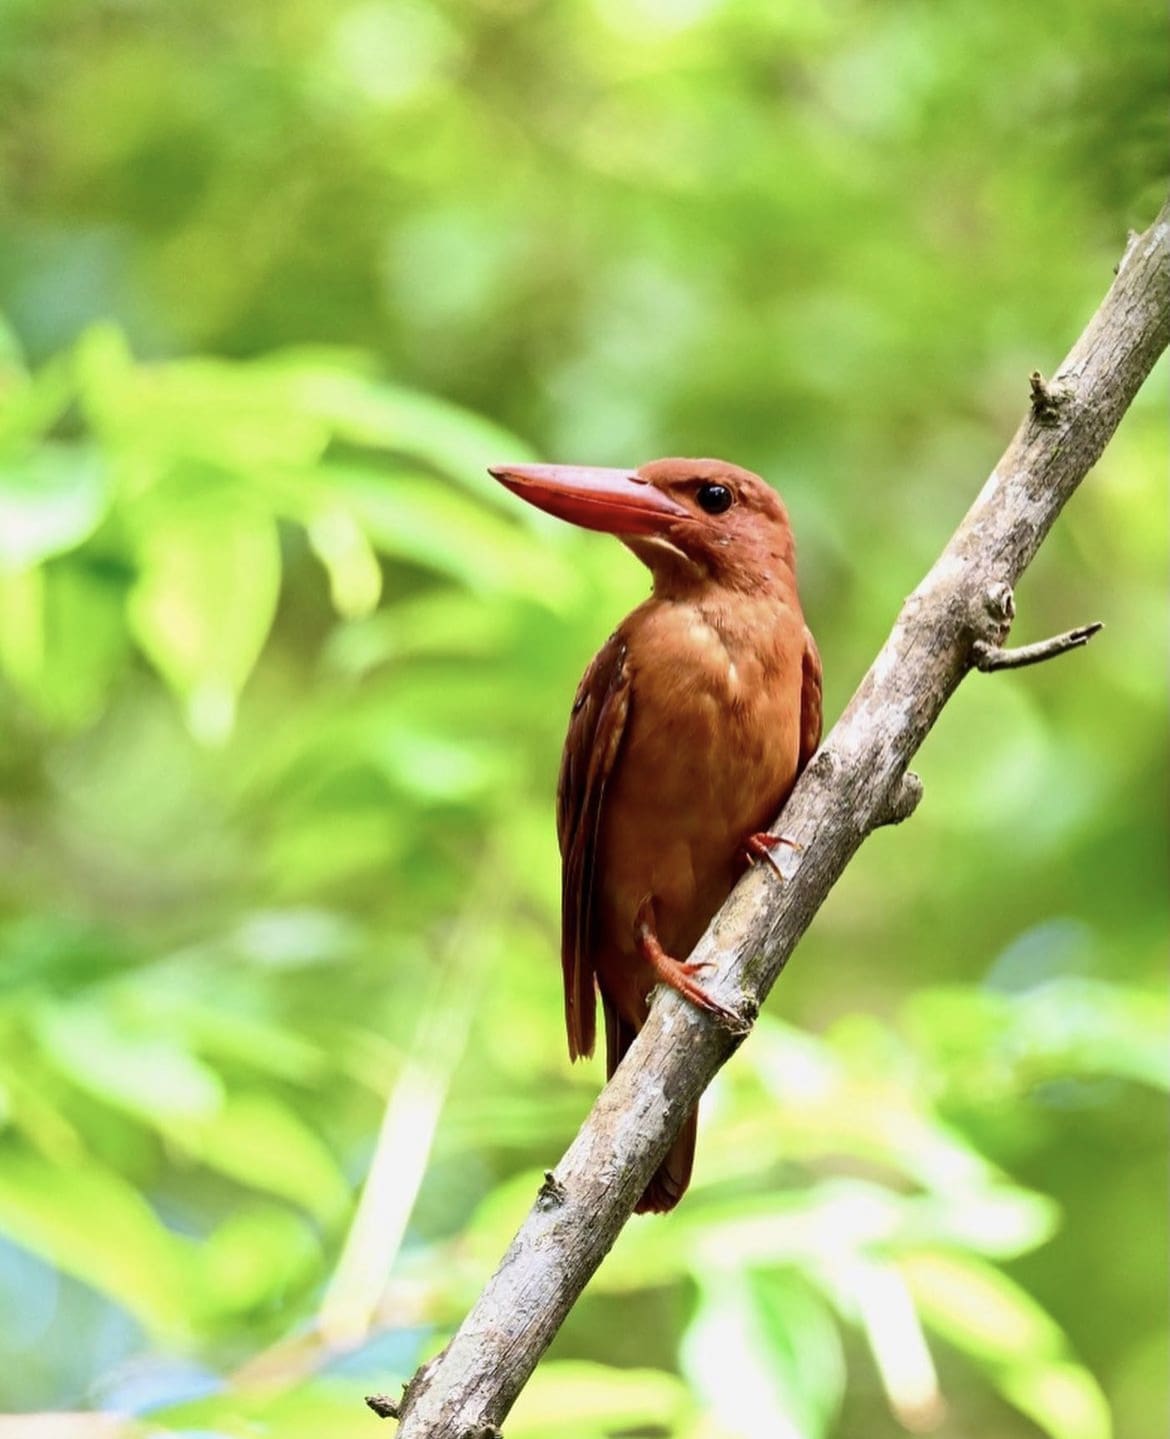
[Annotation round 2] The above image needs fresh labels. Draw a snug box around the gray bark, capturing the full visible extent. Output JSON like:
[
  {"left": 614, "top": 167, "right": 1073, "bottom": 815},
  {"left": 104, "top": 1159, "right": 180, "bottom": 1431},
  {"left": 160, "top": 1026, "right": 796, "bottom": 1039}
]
[{"left": 376, "top": 199, "right": 1170, "bottom": 1438}]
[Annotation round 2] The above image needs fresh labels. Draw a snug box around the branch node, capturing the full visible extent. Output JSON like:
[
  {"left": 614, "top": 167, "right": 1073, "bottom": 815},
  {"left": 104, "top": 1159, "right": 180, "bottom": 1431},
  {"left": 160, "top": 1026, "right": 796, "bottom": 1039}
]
[
  {"left": 876, "top": 771, "right": 923, "bottom": 828},
  {"left": 366, "top": 1393, "right": 402, "bottom": 1420},
  {"left": 730, "top": 995, "right": 759, "bottom": 1035},
  {"left": 804, "top": 747, "right": 837, "bottom": 784},
  {"left": 978, "top": 581, "right": 1015, "bottom": 645},
  {"left": 1029, "top": 370, "right": 1072, "bottom": 425},
  {"left": 537, "top": 1169, "right": 566, "bottom": 1210},
  {"left": 973, "top": 621, "right": 1103, "bottom": 672}
]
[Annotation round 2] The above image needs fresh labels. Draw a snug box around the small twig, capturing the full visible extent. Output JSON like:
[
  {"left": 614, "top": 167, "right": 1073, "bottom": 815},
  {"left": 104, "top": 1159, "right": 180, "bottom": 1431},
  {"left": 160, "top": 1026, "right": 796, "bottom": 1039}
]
[
  {"left": 972, "top": 622, "right": 1103, "bottom": 672},
  {"left": 365, "top": 1394, "right": 401, "bottom": 1420},
  {"left": 874, "top": 771, "right": 924, "bottom": 828}
]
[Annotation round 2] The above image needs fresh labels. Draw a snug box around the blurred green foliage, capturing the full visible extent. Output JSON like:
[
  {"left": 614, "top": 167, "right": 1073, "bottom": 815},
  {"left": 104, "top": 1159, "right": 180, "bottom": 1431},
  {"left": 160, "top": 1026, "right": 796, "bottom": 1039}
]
[{"left": 0, "top": 0, "right": 1166, "bottom": 1436}]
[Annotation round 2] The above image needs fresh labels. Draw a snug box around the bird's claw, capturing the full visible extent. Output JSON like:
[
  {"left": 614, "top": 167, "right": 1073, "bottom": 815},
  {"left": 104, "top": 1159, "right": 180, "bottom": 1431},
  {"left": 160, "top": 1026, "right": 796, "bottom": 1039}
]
[
  {"left": 742, "top": 830, "right": 801, "bottom": 879},
  {"left": 635, "top": 898, "right": 736, "bottom": 1026}
]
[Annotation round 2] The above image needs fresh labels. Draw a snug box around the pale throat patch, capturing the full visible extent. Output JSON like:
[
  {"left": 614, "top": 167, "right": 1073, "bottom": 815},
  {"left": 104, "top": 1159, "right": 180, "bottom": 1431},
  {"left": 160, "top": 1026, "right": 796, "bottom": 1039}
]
[{"left": 682, "top": 610, "right": 742, "bottom": 691}]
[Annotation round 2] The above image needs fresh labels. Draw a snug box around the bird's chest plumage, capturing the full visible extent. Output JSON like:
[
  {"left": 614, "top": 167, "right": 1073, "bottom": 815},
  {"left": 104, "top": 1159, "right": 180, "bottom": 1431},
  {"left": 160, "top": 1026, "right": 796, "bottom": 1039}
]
[{"left": 597, "top": 596, "right": 804, "bottom": 965}]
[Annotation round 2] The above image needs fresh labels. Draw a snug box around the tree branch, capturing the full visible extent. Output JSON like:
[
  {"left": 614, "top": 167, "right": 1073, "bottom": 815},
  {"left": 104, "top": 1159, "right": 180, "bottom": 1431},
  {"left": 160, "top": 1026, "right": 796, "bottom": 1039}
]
[
  {"left": 973, "top": 621, "right": 1103, "bottom": 671},
  {"left": 378, "top": 199, "right": 1170, "bottom": 1438}
]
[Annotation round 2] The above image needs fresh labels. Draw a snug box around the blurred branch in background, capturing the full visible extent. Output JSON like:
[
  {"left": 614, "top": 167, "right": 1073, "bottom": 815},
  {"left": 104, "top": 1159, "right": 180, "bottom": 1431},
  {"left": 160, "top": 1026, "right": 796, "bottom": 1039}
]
[
  {"left": 229, "top": 851, "right": 503, "bottom": 1391},
  {"left": 385, "top": 199, "right": 1170, "bottom": 1439}
]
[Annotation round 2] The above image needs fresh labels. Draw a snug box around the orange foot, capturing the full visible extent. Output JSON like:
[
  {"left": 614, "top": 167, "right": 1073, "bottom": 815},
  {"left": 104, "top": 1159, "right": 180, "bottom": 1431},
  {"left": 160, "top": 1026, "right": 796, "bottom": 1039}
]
[
  {"left": 741, "top": 830, "right": 802, "bottom": 879},
  {"left": 634, "top": 897, "right": 739, "bottom": 1027}
]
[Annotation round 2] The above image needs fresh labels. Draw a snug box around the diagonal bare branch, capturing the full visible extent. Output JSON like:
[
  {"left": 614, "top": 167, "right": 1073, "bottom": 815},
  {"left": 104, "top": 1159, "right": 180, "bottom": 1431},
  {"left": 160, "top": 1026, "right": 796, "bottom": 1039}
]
[{"left": 380, "top": 197, "right": 1170, "bottom": 1438}]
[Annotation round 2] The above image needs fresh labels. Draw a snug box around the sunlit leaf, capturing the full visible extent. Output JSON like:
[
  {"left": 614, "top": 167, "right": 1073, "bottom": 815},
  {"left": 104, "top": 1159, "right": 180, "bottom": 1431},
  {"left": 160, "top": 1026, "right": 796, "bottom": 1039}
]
[
  {"left": 0, "top": 564, "right": 44, "bottom": 695},
  {"left": 902, "top": 1251, "right": 1066, "bottom": 1364},
  {"left": 264, "top": 360, "right": 539, "bottom": 509},
  {"left": 999, "top": 1360, "right": 1112, "bottom": 1439},
  {"left": 0, "top": 352, "right": 76, "bottom": 450},
  {"left": 35, "top": 1000, "right": 225, "bottom": 1124},
  {"left": 0, "top": 558, "right": 129, "bottom": 725},
  {"left": 682, "top": 1271, "right": 843, "bottom": 1439},
  {"left": 0, "top": 445, "right": 111, "bottom": 568},
  {"left": 78, "top": 336, "right": 329, "bottom": 475},
  {"left": 307, "top": 507, "right": 382, "bottom": 618},
  {"left": 835, "top": 1257, "right": 942, "bottom": 1430},
  {"left": 315, "top": 463, "right": 577, "bottom": 606},
  {"left": 896, "top": 1182, "right": 1060, "bottom": 1258},
  {"left": 126, "top": 478, "right": 280, "bottom": 739},
  {"left": 906, "top": 978, "right": 1170, "bottom": 1095}
]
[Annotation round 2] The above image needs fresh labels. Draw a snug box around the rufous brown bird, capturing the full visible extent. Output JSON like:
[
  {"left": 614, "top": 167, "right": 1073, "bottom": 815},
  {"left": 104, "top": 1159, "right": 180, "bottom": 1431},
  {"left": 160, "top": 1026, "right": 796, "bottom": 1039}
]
[{"left": 489, "top": 458, "right": 821, "bottom": 1212}]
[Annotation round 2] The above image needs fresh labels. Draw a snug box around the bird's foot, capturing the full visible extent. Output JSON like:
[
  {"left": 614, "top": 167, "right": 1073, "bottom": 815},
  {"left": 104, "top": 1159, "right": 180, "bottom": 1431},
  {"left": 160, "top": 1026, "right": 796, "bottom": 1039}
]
[
  {"left": 742, "top": 830, "right": 801, "bottom": 879},
  {"left": 635, "top": 899, "right": 738, "bottom": 1027}
]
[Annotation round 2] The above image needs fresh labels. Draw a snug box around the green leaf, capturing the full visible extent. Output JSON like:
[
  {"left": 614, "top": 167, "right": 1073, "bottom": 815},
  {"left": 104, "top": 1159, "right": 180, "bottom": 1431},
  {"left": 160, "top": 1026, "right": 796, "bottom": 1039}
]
[
  {"left": 903, "top": 1253, "right": 1111, "bottom": 1439},
  {"left": 683, "top": 1270, "right": 844, "bottom": 1439},
  {"left": 313, "top": 463, "right": 577, "bottom": 607},
  {"left": 78, "top": 333, "right": 330, "bottom": 473},
  {"left": 184, "top": 1093, "right": 350, "bottom": 1223},
  {"left": 0, "top": 352, "right": 75, "bottom": 450},
  {"left": 35, "top": 1000, "right": 225, "bottom": 1125},
  {"left": 906, "top": 979, "right": 1170, "bottom": 1096},
  {"left": 0, "top": 445, "right": 111, "bottom": 568},
  {"left": 323, "top": 590, "right": 511, "bottom": 676},
  {"left": 265, "top": 359, "right": 538, "bottom": 508},
  {"left": 307, "top": 506, "right": 382, "bottom": 618},
  {"left": 126, "top": 476, "right": 280, "bottom": 740},
  {"left": 898, "top": 1182, "right": 1060, "bottom": 1258},
  {"left": 0, "top": 557, "right": 129, "bottom": 725},
  {"left": 201, "top": 1205, "right": 320, "bottom": 1317},
  {"left": 902, "top": 1251, "right": 1066, "bottom": 1364},
  {"left": 1000, "top": 1361, "right": 1112, "bottom": 1439}
]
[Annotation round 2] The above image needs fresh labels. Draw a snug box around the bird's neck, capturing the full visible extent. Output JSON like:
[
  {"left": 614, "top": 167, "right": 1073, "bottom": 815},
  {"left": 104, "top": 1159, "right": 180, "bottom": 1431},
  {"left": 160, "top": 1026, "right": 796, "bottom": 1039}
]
[
  {"left": 628, "top": 533, "right": 799, "bottom": 607},
  {"left": 648, "top": 558, "right": 799, "bottom": 610}
]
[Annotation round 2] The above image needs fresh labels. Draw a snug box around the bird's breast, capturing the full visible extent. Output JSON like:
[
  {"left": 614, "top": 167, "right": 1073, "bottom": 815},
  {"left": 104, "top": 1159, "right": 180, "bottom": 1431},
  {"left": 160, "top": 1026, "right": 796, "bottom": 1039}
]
[{"left": 596, "top": 595, "right": 805, "bottom": 961}]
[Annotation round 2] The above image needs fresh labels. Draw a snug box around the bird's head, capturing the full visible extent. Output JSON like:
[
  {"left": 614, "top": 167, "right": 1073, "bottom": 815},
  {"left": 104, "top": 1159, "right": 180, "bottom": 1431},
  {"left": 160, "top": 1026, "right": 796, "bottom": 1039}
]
[{"left": 489, "top": 457, "right": 796, "bottom": 596}]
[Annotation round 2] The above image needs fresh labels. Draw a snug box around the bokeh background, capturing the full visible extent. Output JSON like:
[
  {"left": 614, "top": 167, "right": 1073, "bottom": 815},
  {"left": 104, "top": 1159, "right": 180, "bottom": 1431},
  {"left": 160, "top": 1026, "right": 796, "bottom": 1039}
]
[{"left": 0, "top": 1, "right": 1166, "bottom": 1436}]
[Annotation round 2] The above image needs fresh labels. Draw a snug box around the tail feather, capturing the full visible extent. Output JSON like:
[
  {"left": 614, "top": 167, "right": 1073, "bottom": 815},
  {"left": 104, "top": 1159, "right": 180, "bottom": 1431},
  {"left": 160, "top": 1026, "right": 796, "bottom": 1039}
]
[
  {"left": 604, "top": 994, "right": 698, "bottom": 1214},
  {"left": 636, "top": 1107, "right": 697, "bottom": 1214}
]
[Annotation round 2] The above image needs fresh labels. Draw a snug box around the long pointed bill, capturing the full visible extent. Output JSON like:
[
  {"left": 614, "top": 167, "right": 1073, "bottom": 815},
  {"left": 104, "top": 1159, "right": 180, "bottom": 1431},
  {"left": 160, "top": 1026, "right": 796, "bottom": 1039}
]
[{"left": 488, "top": 463, "right": 691, "bottom": 536}]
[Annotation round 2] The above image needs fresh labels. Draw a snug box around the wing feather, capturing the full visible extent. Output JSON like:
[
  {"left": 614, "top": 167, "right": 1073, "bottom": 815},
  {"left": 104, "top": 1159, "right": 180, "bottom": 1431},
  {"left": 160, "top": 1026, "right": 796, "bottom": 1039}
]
[
  {"left": 555, "top": 635, "right": 631, "bottom": 1061},
  {"left": 798, "top": 626, "right": 823, "bottom": 775}
]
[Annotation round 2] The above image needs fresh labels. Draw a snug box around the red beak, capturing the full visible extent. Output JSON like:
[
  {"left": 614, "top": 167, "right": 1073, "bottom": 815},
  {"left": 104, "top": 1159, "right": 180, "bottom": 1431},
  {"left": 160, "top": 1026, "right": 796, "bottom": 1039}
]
[{"left": 489, "top": 463, "right": 691, "bottom": 536}]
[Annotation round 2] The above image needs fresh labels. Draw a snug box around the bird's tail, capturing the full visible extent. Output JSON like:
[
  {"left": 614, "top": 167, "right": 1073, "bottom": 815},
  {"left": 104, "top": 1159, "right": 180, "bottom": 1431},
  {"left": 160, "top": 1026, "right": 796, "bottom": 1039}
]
[
  {"left": 636, "top": 1107, "right": 697, "bottom": 1214},
  {"left": 604, "top": 997, "right": 698, "bottom": 1214}
]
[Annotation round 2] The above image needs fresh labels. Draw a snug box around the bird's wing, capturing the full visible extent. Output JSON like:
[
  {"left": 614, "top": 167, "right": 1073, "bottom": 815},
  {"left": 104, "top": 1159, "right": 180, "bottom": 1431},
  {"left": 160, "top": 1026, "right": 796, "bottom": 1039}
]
[
  {"left": 556, "top": 633, "right": 632, "bottom": 1062},
  {"left": 798, "top": 626, "right": 823, "bottom": 775}
]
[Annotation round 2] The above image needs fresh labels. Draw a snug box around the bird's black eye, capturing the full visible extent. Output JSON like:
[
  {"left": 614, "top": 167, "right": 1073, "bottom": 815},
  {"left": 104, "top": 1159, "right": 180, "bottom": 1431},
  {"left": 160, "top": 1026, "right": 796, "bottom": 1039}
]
[{"left": 696, "top": 481, "right": 733, "bottom": 515}]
